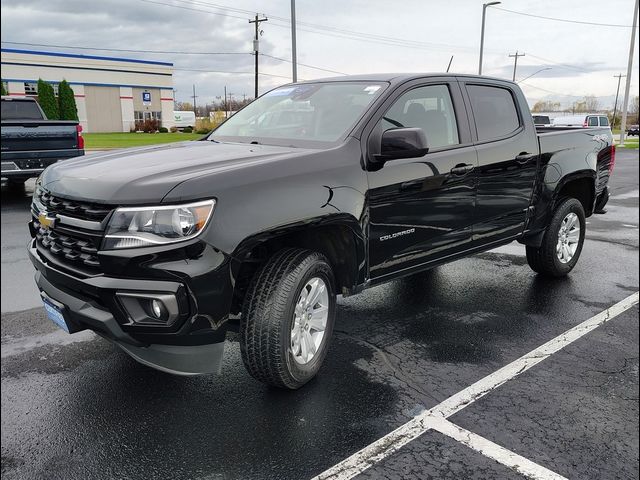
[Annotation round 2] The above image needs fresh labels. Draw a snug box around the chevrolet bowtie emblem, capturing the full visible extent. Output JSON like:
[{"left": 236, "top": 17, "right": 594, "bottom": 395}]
[{"left": 38, "top": 212, "right": 57, "bottom": 230}]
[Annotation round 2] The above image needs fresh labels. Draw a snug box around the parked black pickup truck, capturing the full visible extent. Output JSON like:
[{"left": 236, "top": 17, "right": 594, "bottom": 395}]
[
  {"left": 1, "top": 96, "right": 84, "bottom": 186},
  {"left": 28, "top": 74, "right": 614, "bottom": 389}
]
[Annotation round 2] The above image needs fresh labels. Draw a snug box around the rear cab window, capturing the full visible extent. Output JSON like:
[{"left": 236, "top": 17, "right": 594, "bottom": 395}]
[
  {"left": 599, "top": 116, "right": 609, "bottom": 127},
  {"left": 467, "top": 85, "right": 520, "bottom": 141},
  {"left": 1, "top": 100, "right": 46, "bottom": 121},
  {"left": 587, "top": 116, "right": 599, "bottom": 127}
]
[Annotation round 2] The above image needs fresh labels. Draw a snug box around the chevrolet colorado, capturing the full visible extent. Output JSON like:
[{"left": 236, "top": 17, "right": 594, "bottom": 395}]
[
  {"left": 28, "top": 74, "right": 614, "bottom": 389},
  {"left": 1, "top": 96, "right": 84, "bottom": 186}
]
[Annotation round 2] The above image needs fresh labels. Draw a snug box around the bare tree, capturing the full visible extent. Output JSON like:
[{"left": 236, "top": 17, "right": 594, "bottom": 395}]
[
  {"left": 531, "top": 100, "right": 561, "bottom": 112},
  {"left": 584, "top": 95, "right": 600, "bottom": 112}
]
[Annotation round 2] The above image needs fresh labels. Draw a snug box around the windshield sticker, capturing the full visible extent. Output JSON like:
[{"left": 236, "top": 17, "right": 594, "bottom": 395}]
[
  {"left": 364, "top": 85, "right": 381, "bottom": 94},
  {"left": 265, "top": 87, "right": 296, "bottom": 97}
]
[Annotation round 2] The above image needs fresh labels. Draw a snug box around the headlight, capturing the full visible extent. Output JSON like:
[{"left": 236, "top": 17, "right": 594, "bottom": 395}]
[{"left": 103, "top": 200, "right": 215, "bottom": 249}]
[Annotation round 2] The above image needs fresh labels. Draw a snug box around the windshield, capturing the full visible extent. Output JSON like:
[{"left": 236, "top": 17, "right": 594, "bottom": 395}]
[{"left": 210, "top": 82, "right": 386, "bottom": 146}]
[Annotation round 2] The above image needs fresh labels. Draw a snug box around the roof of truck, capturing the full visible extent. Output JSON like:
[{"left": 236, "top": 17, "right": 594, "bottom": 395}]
[{"left": 296, "top": 73, "right": 515, "bottom": 85}]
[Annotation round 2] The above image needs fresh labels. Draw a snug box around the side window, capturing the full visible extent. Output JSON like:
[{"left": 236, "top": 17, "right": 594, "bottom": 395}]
[
  {"left": 587, "top": 116, "right": 599, "bottom": 126},
  {"left": 467, "top": 85, "right": 520, "bottom": 141},
  {"left": 380, "top": 84, "right": 459, "bottom": 149},
  {"left": 599, "top": 116, "right": 609, "bottom": 127}
]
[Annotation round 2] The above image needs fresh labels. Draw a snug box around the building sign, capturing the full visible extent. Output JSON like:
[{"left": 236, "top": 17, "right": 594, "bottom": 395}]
[{"left": 142, "top": 91, "right": 151, "bottom": 105}]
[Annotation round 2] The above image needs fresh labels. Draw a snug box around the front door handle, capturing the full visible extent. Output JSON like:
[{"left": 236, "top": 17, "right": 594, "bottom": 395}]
[
  {"left": 450, "top": 163, "right": 475, "bottom": 175},
  {"left": 515, "top": 153, "right": 537, "bottom": 164}
]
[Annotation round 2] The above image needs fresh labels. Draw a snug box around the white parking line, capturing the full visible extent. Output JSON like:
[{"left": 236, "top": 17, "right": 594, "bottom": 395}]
[
  {"left": 312, "top": 291, "right": 639, "bottom": 480},
  {"left": 427, "top": 416, "right": 567, "bottom": 480}
]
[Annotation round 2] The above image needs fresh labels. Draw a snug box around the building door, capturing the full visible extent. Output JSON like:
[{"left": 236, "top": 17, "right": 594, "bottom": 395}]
[{"left": 84, "top": 86, "right": 122, "bottom": 132}]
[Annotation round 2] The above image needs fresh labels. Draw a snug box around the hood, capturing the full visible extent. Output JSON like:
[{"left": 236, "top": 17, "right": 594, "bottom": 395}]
[{"left": 41, "top": 141, "right": 307, "bottom": 204}]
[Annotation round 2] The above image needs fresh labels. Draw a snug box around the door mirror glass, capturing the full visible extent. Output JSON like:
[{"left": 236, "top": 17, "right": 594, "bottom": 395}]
[{"left": 374, "top": 127, "right": 429, "bottom": 163}]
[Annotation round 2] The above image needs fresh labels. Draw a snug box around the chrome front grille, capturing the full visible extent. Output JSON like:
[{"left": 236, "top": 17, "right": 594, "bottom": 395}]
[
  {"left": 36, "top": 189, "right": 113, "bottom": 223},
  {"left": 32, "top": 188, "right": 114, "bottom": 275}
]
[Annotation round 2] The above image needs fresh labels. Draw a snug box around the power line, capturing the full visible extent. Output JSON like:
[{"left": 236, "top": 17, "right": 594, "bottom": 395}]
[
  {"left": 138, "top": 0, "right": 249, "bottom": 21},
  {"left": 518, "top": 81, "right": 579, "bottom": 98},
  {"left": 1, "top": 41, "right": 250, "bottom": 56},
  {"left": 494, "top": 6, "right": 639, "bottom": 28},
  {"left": 0, "top": 42, "right": 320, "bottom": 79},
  {"left": 145, "top": 0, "right": 492, "bottom": 54},
  {"left": 260, "top": 53, "right": 346, "bottom": 75}
]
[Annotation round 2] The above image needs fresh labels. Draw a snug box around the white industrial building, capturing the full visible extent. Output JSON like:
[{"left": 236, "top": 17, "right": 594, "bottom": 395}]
[{"left": 1, "top": 48, "right": 175, "bottom": 132}]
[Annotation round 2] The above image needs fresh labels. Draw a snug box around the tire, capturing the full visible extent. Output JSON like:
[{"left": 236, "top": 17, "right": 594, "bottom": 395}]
[
  {"left": 526, "top": 197, "right": 586, "bottom": 277},
  {"left": 240, "top": 248, "right": 336, "bottom": 389}
]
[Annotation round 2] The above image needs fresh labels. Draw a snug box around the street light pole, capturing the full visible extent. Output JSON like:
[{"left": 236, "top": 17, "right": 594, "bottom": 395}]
[
  {"left": 291, "top": 0, "right": 298, "bottom": 83},
  {"left": 517, "top": 67, "right": 552, "bottom": 83},
  {"left": 478, "top": 1, "right": 501, "bottom": 75},
  {"left": 619, "top": 0, "right": 638, "bottom": 146}
]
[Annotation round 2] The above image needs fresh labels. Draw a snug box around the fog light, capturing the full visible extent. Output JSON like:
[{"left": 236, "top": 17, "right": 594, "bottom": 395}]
[
  {"left": 151, "top": 299, "right": 163, "bottom": 319},
  {"left": 116, "top": 292, "right": 181, "bottom": 326}
]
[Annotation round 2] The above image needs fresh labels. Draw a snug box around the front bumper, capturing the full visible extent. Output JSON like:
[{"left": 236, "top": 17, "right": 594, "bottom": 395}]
[{"left": 28, "top": 241, "right": 229, "bottom": 375}]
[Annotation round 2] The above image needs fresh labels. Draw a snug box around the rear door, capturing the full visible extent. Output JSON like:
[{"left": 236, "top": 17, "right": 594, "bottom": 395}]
[
  {"left": 365, "top": 79, "right": 477, "bottom": 280},
  {"left": 461, "top": 81, "right": 539, "bottom": 246}
]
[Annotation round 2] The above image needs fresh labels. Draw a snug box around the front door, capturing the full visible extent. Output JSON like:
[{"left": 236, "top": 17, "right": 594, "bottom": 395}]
[{"left": 366, "top": 81, "right": 478, "bottom": 280}]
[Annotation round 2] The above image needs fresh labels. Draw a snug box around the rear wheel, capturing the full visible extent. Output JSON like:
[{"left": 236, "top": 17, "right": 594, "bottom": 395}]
[
  {"left": 526, "top": 197, "right": 586, "bottom": 277},
  {"left": 240, "top": 248, "right": 336, "bottom": 389}
]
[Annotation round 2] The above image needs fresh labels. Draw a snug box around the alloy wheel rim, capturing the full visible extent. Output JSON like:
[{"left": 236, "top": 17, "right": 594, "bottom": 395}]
[
  {"left": 556, "top": 212, "right": 580, "bottom": 264},
  {"left": 291, "top": 277, "right": 329, "bottom": 365}
]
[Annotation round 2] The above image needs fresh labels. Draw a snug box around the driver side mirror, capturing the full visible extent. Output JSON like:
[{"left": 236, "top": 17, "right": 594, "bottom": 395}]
[{"left": 372, "top": 127, "right": 429, "bottom": 164}]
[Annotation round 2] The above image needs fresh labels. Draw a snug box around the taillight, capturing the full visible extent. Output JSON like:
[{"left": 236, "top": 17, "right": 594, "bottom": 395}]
[
  {"left": 76, "top": 124, "right": 84, "bottom": 150},
  {"left": 583, "top": 120, "right": 588, "bottom": 127},
  {"left": 609, "top": 144, "right": 616, "bottom": 174}
]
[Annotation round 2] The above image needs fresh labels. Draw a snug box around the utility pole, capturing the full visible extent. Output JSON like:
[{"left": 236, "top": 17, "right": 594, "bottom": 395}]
[
  {"left": 291, "top": 0, "right": 298, "bottom": 82},
  {"left": 224, "top": 85, "right": 228, "bottom": 119},
  {"left": 508, "top": 51, "right": 525, "bottom": 81},
  {"left": 192, "top": 84, "right": 197, "bottom": 115},
  {"left": 612, "top": 74, "right": 626, "bottom": 129},
  {"left": 619, "top": 0, "right": 638, "bottom": 146},
  {"left": 249, "top": 14, "right": 268, "bottom": 99},
  {"left": 478, "top": 1, "right": 501, "bottom": 75}
]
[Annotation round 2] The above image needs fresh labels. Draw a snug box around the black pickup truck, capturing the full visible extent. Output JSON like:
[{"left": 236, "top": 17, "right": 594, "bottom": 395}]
[
  {"left": 28, "top": 74, "right": 614, "bottom": 389},
  {"left": 1, "top": 96, "right": 84, "bottom": 186}
]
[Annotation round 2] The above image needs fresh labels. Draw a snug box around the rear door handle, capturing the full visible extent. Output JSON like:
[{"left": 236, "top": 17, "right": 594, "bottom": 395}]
[
  {"left": 450, "top": 163, "right": 475, "bottom": 175},
  {"left": 515, "top": 153, "right": 537, "bottom": 164}
]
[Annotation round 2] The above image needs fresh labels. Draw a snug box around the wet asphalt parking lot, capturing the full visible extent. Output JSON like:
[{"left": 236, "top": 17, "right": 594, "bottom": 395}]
[{"left": 1, "top": 149, "right": 638, "bottom": 480}]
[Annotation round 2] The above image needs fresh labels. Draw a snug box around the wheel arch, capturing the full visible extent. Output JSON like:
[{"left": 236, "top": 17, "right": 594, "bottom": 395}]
[
  {"left": 521, "top": 169, "right": 595, "bottom": 247},
  {"left": 553, "top": 171, "right": 596, "bottom": 217},
  {"left": 229, "top": 214, "right": 366, "bottom": 315}
]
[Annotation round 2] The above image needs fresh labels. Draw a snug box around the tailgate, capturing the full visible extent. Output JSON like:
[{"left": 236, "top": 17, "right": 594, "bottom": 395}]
[{"left": 1, "top": 122, "right": 79, "bottom": 153}]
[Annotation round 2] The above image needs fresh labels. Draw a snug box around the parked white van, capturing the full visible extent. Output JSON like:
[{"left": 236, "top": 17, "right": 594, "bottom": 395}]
[
  {"left": 173, "top": 111, "right": 196, "bottom": 129},
  {"left": 552, "top": 114, "right": 610, "bottom": 128}
]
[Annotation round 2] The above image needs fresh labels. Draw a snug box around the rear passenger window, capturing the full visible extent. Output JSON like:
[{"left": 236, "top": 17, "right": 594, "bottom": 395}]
[
  {"left": 588, "top": 117, "right": 599, "bottom": 126},
  {"left": 380, "top": 84, "right": 459, "bottom": 149},
  {"left": 599, "top": 116, "right": 609, "bottom": 127},
  {"left": 467, "top": 85, "right": 520, "bottom": 141}
]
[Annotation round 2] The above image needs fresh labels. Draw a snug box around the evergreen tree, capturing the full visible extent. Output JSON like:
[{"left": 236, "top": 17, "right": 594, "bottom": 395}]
[
  {"left": 37, "top": 79, "right": 59, "bottom": 119},
  {"left": 58, "top": 80, "right": 78, "bottom": 121}
]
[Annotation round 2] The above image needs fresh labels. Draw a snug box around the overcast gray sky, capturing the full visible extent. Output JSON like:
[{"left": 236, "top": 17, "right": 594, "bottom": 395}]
[{"left": 1, "top": 0, "right": 638, "bottom": 108}]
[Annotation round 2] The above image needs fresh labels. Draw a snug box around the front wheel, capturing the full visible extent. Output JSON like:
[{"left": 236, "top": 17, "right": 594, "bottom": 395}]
[
  {"left": 526, "top": 197, "right": 586, "bottom": 277},
  {"left": 240, "top": 248, "right": 336, "bottom": 389}
]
